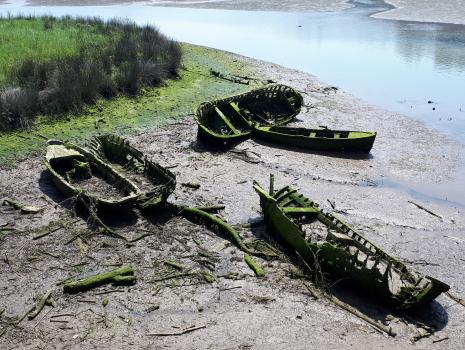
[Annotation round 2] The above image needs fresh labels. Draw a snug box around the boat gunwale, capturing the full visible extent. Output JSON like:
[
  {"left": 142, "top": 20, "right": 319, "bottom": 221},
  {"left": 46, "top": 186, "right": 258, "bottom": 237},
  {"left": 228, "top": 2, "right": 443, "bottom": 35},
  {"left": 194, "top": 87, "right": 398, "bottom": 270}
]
[
  {"left": 44, "top": 142, "right": 140, "bottom": 207},
  {"left": 255, "top": 125, "right": 377, "bottom": 139}
]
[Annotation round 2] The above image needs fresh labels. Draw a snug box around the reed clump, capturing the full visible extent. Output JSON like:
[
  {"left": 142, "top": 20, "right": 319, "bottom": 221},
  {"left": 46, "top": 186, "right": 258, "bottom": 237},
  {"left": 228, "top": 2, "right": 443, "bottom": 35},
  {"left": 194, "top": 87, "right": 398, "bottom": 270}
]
[{"left": 0, "top": 15, "right": 182, "bottom": 132}]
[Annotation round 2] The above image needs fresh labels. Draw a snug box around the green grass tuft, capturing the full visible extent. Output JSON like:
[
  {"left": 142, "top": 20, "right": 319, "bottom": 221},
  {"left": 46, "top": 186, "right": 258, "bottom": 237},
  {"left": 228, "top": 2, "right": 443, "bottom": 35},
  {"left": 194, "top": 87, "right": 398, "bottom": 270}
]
[{"left": 0, "top": 15, "right": 182, "bottom": 132}]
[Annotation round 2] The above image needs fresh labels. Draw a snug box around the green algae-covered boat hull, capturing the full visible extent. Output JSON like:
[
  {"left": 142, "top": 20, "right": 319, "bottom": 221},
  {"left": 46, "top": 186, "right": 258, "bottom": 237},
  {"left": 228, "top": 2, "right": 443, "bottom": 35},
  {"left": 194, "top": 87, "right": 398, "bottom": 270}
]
[
  {"left": 253, "top": 126, "right": 376, "bottom": 153},
  {"left": 195, "top": 100, "right": 252, "bottom": 146},
  {"left": 90, "top": 134, "right": 176, "bottom": 209},
  {"left": 228, "top": 84, "right": 303, "bottom": 125},
  {"left": 253, "top": 180, "right": 449, "bottom": 309},
  {"left": 195, "top": 84, "right": 303, "bottom": 146},
  {"left": 45, "top": 141, "right": 139, "bottom": 212}
]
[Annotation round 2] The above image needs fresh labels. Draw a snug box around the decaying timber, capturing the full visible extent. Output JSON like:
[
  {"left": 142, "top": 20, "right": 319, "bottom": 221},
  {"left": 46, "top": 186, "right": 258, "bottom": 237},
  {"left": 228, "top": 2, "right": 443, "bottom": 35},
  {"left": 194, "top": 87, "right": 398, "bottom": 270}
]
[
  {"left": 165, "top": 204, "right": 278, "bottom": 260},
  {"left": 195, "top": 84, "right": 303, "bottom": 145},
  {"left": 63, "top": 265, "right": 135, "bottom": 293},
  {"left": 252, "top": 125, "right": 376, "bottom": 153},
  {"left": 253, "top": 177, "right": 449, "bottom": 309},
  {"left": 44, "top": 140, "right": 139, "bottom": 212},
  {"left": 90, "top": 134, "right": 176, "bottom": 209}
]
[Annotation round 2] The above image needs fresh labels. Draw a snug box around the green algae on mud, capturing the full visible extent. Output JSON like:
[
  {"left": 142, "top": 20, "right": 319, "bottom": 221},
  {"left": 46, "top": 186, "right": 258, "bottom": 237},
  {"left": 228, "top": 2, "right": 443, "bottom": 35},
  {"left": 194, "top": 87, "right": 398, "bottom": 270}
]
[{"left": 0, "top": 44, "right": 255, "bottom": 167}]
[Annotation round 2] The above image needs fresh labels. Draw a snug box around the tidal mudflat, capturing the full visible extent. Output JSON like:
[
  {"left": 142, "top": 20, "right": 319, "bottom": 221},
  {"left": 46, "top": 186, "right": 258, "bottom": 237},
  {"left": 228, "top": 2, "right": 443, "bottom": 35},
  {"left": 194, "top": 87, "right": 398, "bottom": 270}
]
[{"left": 1, "top": 1, "right": 464, "bottom": 349}]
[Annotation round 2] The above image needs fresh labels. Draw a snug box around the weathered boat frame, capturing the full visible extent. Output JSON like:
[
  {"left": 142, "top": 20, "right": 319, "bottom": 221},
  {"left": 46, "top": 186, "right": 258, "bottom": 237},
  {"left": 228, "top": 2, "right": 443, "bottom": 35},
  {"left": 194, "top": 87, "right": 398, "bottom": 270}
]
[
  {"left": 90, "top": 134, "right": 176, "bottom": 209},
  {"left": 195, "top": 100, "right": 252, "bottom": 146},
  {"left": 195, "top": 84, "right": 303, "bottom": 145},
  {"left": 252, "top": 125, "right": 377, "bottom": 153},
  {"left": 44, "top": 141, "right": 139, "bottom": 212},
  {"left": 253, "top": 177, "right": 449, "bottom": 309}
]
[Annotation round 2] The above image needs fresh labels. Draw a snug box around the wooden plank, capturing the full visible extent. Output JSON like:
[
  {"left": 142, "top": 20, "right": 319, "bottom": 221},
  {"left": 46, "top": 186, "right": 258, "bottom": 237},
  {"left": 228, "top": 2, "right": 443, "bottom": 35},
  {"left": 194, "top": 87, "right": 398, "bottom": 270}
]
[
  {"left": 231, "top": 101, "right": 269, "bottom": 125},
  {"left": 215, "top": 107, "right": 239, "bottom": 134},
  {"left": 282, "top": 207, "right": 319, "bottom": 214},
  {"left": 227, "top": 102, "right": 249, "bottom": 123}
]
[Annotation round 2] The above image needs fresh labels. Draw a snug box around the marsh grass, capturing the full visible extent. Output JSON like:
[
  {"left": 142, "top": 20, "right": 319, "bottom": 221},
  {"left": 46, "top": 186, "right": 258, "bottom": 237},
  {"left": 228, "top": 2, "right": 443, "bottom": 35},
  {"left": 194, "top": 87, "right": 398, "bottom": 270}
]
[{"left": 0, "top": 15, "right": 182, "bottom": 132}]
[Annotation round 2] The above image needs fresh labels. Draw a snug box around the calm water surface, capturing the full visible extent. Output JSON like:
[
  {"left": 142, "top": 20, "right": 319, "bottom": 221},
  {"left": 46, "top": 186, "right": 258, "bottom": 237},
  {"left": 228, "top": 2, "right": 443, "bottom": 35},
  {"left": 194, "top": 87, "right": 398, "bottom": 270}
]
[{"left": 1, "top": 0, "right": 465, "bottom": 205}]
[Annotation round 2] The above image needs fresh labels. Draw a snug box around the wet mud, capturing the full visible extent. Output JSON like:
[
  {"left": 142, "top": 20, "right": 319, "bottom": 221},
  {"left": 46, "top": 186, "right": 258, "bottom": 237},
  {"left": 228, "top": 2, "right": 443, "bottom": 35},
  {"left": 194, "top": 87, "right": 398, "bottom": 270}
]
[{"left": 1, "top": 52, "right": 464, "bottom": 349}]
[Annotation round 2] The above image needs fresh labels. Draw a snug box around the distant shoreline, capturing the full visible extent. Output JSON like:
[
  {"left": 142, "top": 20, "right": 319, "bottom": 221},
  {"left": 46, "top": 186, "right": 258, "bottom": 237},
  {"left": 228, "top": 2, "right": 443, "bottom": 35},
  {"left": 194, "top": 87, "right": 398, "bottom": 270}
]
[
  {"left": 4, "top": 1, "right": 464, "bottom": 26},
  {"left": 372, "top": 0, "right": 465, "bottom": 26},
  {"left": 12, "top": 0, "right": 354, "bottom": 12}
]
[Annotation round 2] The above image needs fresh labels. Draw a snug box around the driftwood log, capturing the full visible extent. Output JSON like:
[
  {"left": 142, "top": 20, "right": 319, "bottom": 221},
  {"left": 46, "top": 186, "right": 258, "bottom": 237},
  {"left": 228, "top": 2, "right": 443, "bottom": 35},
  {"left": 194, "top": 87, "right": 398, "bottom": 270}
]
[
  {"left": 179, "top": 207, "right": 251, "bottom": 254},
  {"left": 28, "top": 288, "right": 54, "bottom": 320},
  {"left": 63, "top": 266, "right": 135, "bottom": 293}
]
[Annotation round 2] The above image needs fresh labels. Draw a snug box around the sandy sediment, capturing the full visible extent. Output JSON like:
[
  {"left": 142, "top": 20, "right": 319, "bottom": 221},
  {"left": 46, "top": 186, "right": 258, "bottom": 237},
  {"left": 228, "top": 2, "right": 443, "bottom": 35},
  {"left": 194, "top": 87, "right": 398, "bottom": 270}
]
[
  {"left": 373, "top": 0, "right": 465, "bottom": 25},
  {"left": 147, "top": 0, "right": 353, "bottom": 12},
  {"left": 24, "top": 0, "right": 352, "bottom": 12},
  {"left": 24, "top": 0, "right": 148, "bottom": 5}
]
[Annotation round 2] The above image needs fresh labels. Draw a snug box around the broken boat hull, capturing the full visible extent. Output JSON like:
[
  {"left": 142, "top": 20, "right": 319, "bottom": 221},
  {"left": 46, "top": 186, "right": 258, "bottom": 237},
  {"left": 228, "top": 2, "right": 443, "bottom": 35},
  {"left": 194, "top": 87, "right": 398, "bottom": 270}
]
[
  {"left": 196, "top": 99, "right": 252, "bottom": 146},
  {"left": 90, "top": 134, "right": 176, "bottom": 209},
  {"left": 253, "top": 180, "right": 449, "bottom": 309},
  {"left": 45, "top": 141, "right": 139, "bottom": 212},
  {"left": 195, "top": 84, "right": 303, "bottom": 145}
]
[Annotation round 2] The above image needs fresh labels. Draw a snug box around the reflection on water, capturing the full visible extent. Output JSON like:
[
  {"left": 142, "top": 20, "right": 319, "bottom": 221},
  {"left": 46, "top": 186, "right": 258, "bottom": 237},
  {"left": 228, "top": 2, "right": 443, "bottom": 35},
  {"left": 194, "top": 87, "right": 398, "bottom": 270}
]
[{"left": 0, "top": 0, "right": 464, "bottom": 139}]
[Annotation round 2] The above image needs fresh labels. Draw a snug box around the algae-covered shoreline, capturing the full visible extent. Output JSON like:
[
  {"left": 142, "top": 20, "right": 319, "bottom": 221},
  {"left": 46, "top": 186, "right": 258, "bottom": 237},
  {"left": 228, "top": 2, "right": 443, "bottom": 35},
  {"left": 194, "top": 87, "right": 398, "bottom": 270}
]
[{"left": 0, "top": 43, "right": 252, "bottom": 167}]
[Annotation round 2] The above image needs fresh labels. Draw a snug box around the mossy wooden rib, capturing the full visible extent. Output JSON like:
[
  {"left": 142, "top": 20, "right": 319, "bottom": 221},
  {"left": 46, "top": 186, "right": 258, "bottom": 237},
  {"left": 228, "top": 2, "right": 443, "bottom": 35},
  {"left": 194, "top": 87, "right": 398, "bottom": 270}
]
[
  {"left": 244, "top": 254, "right": 265, "bottom": 277},
  {"left": 90, "top": 134, "right": 176, "bottom": 209},
  {"left": 63, "top": 266, "right": 135, "bottom": 293}
]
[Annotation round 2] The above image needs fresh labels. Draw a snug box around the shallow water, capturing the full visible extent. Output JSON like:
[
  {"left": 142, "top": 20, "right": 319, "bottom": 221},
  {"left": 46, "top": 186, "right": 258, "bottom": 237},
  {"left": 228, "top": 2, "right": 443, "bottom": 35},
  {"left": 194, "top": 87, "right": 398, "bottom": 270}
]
[{"left": 1, "top": 0, "right": 464, "bottom": 139}]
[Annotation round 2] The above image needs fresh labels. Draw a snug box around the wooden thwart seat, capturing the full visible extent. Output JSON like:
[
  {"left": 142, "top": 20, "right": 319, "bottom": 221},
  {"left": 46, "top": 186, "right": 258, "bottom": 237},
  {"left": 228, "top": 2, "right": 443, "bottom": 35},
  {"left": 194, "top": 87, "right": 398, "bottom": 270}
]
[{"left": 230, "top": 102, "right": 269, "bottom": 125}]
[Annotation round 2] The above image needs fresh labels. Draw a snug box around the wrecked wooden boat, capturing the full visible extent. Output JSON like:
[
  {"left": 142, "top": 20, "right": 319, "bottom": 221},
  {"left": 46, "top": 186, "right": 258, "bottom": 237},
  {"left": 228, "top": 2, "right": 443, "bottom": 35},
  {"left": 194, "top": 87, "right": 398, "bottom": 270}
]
[
  {"left": 253, "top": 178, "right": 449, "bottom": 309},
  {"left": 195, "top": 100, "right": 252, "bottom": 146},
  {"left": 252, "top": 126, "right": 376, "bottom": 153},
  {"left": 195, "top": 84, "right": 303, "bottom": 145},
  {"left": 45, "top": 140, "right": 139, "bottom": 211},
  {"left": 90, "top": 134, "right": 176, "bottom": 209}
]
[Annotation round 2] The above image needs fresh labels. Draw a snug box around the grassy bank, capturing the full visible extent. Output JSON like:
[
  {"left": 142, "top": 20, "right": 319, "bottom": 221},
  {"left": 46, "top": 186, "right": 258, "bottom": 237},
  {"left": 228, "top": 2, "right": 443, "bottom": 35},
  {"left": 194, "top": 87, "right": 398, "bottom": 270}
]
[
  {"left": 0, "top": 44, "right": 255, "bottom": 167},
  {"left": 0, "top": 17, "right": 105, "bottom": 85},
  {"left": 0, "top": 16, "right": 181, "bottom": 131}
]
